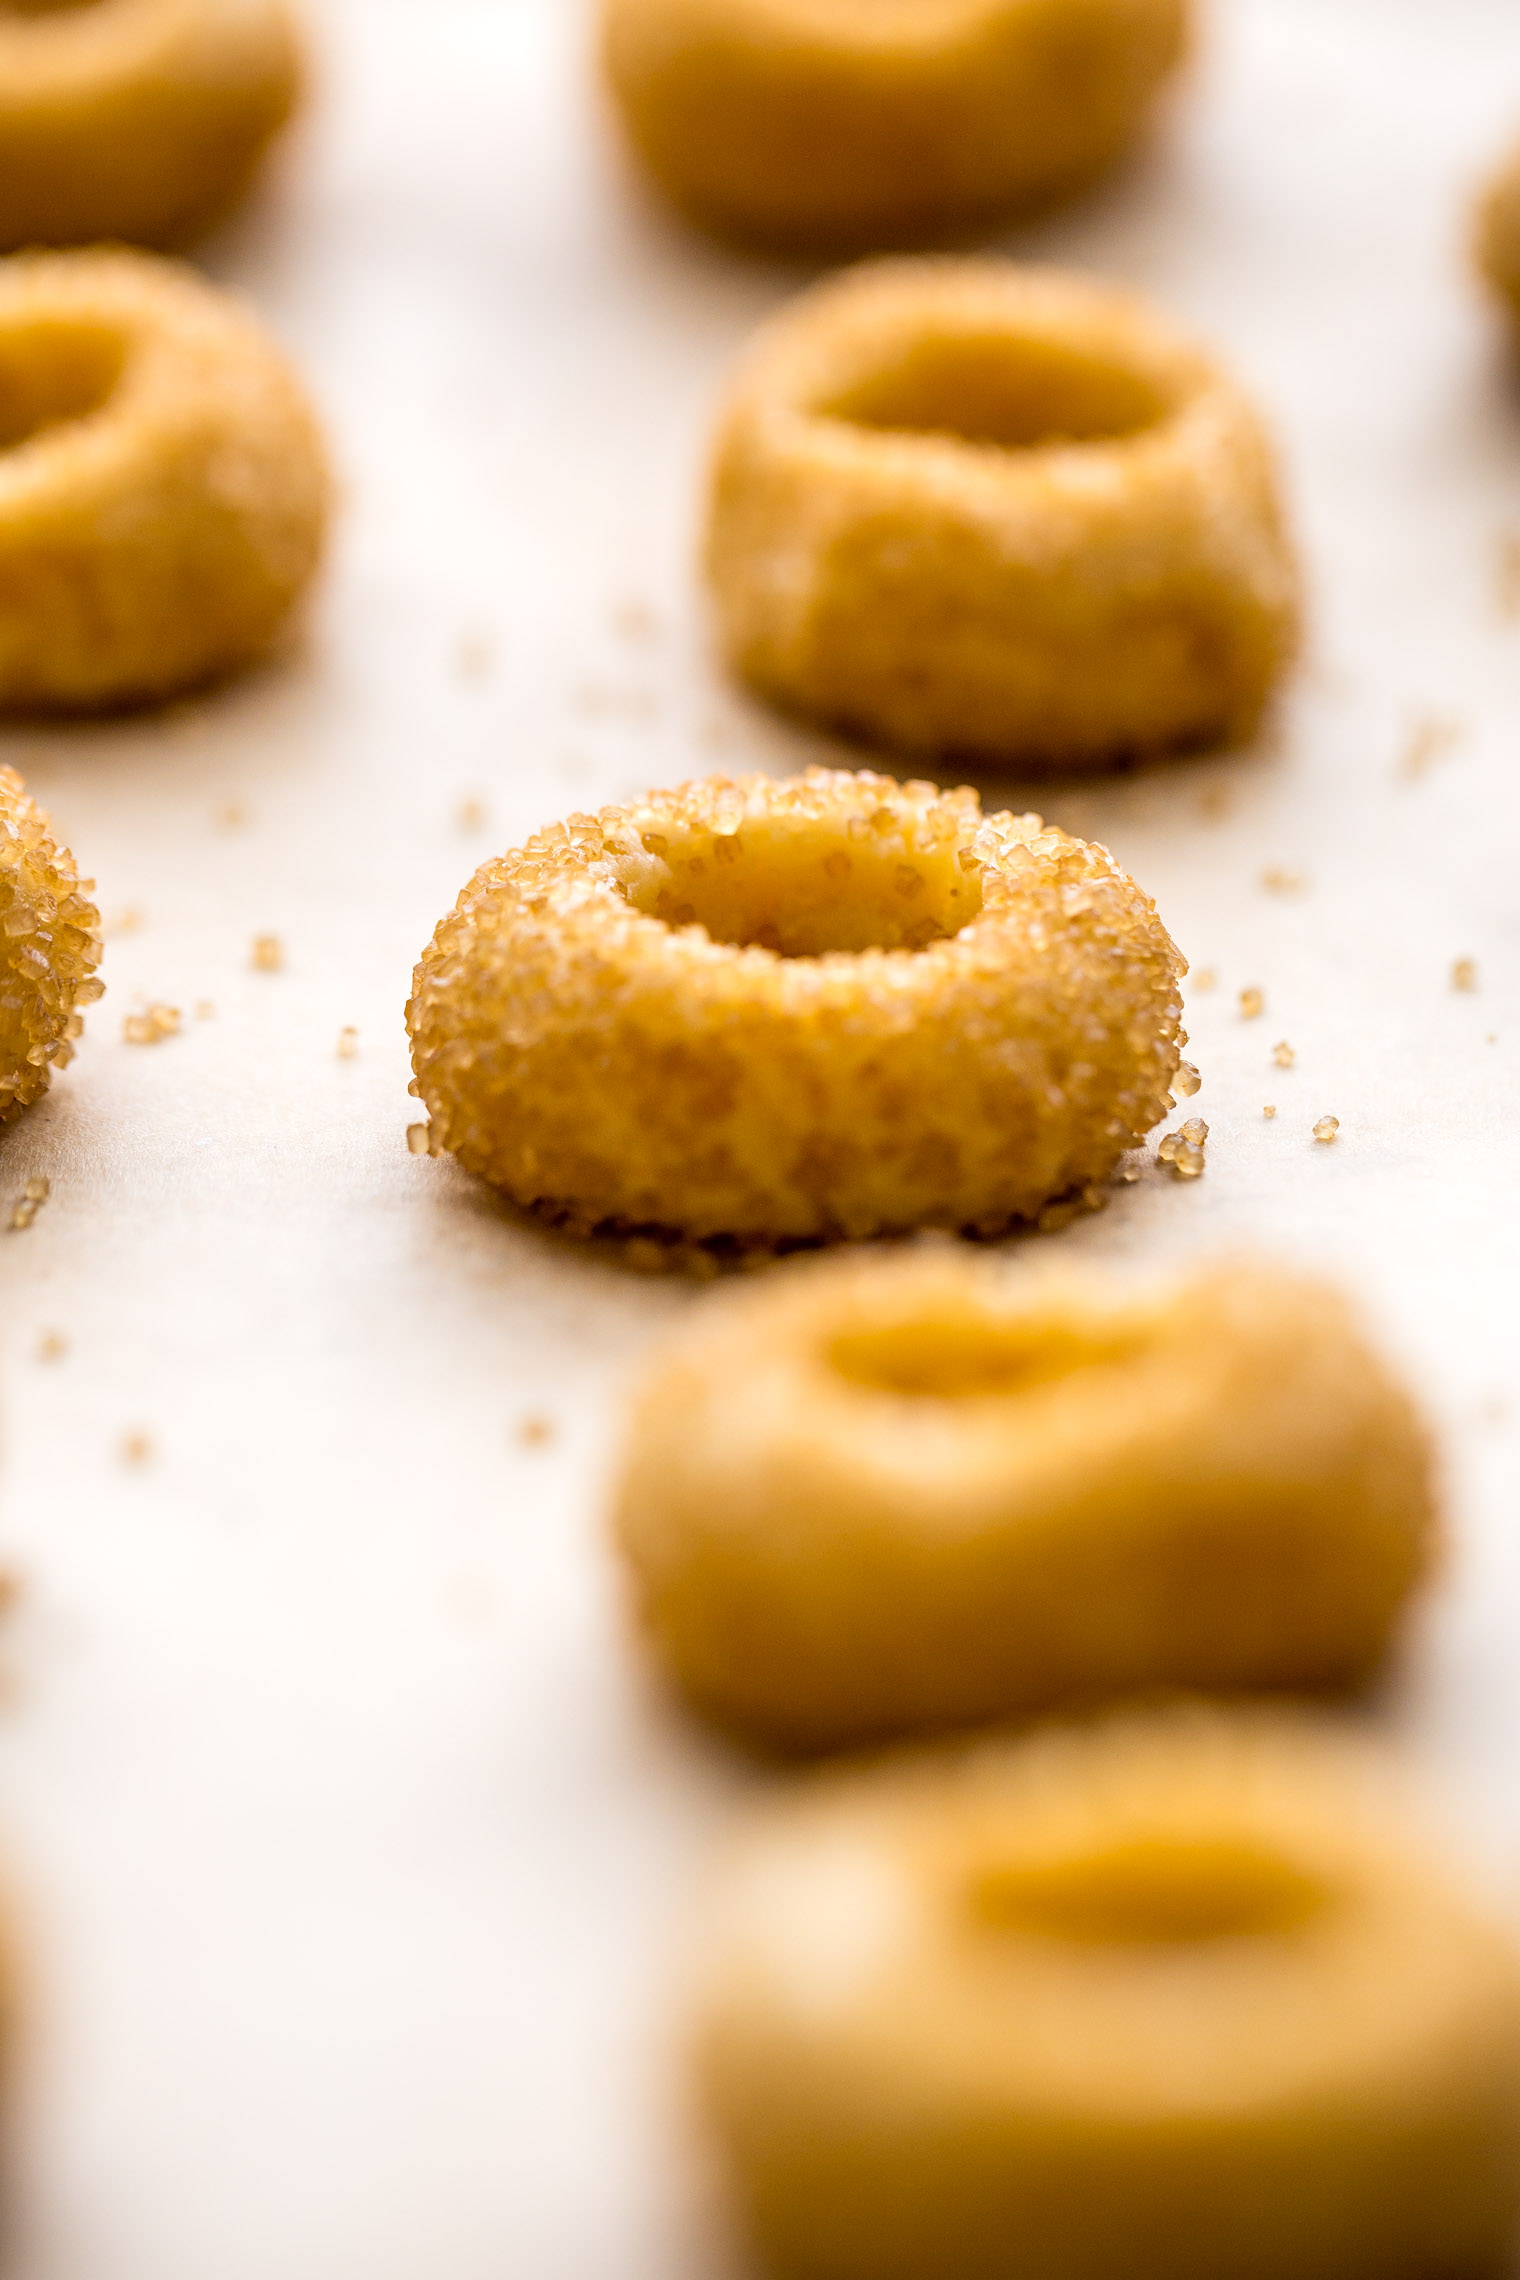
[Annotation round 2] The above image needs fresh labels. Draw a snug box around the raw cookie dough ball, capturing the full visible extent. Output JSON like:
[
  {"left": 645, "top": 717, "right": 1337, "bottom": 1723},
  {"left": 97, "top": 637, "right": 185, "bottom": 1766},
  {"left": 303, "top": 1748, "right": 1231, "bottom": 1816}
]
[
  {"left": 694, "top": 1707, "right": 1520, "bottom": 2280},
  {"left": 0, "top": 0, "right": 302, "bottom": 252},
  {"left": 706, "top": 259, "right": 1299, "bottom": 771},
  {"left": 0, "top": 247, "right": 329, "bottom": 711},
  {"left": 614, "top": 1252, "right": 1438, "bottom": 1751},
  {"left": 601, "top": 0, "right": 1191, "bottom": 253},
  {"left": 406, "top": 767, "right": 1186, "bottom": 1246},
  {"left": 0, "top": 764, "right": 103, "bottom": 1122},
  {"left": 1478, "top": 136, "right": 1520, "bottom": 330}
]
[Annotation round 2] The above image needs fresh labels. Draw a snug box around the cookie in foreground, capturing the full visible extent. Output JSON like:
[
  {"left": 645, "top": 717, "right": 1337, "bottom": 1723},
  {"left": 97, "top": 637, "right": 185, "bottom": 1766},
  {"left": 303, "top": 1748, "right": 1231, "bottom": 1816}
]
[
  {"left": 692, "top": 1704, "right": 1520, "bottom": 2280},
  {"left": 614, "top": 1249, "right": 1438, "bottom": 1750},
  {"left": 406, "top": 767, "right": 1186, "bottom": 1245}
]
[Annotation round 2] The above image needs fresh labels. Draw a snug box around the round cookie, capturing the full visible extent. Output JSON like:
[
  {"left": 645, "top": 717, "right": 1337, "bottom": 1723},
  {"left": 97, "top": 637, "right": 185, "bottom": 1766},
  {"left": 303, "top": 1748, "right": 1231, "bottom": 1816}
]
[
  {"left": 614, "top": 1251, "right": 1438, "bottom": 1750},
  {"left": 0, "top": 763, "right": 102, "bottom": 1123},
  {"left": 406, "top": 766, "right": 1186, "bottom": 1245},
  {"left": 0, "top": 0, "right": 301, "bottom": 252},
  {"left": 693, "top": 1707, "right": 1520, "bottom": 2280},
  {"left": 601, "top": 0, "right": 1191, "bottom": 252},
  {"left": 0, "top": 247, "right": 329, "bottom": 711},
  {"left": 706, "top": 259, "right": 1299, "bottom": 771}
]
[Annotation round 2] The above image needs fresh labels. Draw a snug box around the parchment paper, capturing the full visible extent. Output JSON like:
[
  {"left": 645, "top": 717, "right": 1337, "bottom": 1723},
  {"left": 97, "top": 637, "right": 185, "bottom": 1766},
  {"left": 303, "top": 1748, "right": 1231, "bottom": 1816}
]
[{"left": 4, "top": 2, "right": 1520, "bottom": 2273}]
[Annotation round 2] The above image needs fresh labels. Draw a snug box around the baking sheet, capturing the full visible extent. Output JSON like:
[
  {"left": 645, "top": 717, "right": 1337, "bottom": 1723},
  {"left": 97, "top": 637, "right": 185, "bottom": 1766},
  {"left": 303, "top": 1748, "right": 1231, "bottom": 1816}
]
[{"left": 4, "top": 0, "right": 1520, "bottom": 2273}]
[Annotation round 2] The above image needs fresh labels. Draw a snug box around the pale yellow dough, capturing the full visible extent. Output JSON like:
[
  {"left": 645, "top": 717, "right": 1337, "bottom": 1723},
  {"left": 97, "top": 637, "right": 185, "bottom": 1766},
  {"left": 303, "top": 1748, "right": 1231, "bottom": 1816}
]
[
  {"left": 601, "top": 0, "right": 1190, "bottom": 252},
  {"left": 406, "top": 767, "right": 1185, "bottom": 1245},
  {"left": 614, "top": 1250, "right": 1438, "bottom": 1750},
  {"left": 0, "top": 0, "right": 302, "bottom": 252},
  {"left": 0, "top": 248, "right": 329, "bottom": 712},
  {"left": 706, "top": 259, "right": 1300, "bottom": 771},
  {"left": 694, "top": 1707, "right": 1520, "bottom": 2280}
]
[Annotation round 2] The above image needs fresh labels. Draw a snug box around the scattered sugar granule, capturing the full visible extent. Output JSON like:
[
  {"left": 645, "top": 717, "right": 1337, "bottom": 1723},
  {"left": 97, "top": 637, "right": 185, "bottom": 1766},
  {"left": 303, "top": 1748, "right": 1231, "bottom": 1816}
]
[
  {"left": 121, "top": 1431, "right": 154, "bottom": 1467},
  {"left": 35, "top": 1329, "right": 68, "bottom": 1362},
  {"left": 215, "top": 800, "right": 248, "bottom": 831},
  {"left": 195, "top": 1000, "right": 216, "bottom": 1021},
  {"left": 406, "top": 1122, "right": 434, "bottom": 1157},
  {"left": 574, "top": 680, "right": 656, "bottom": 723},
  {"left": 1158, "top": 1121, "right": 1208, "bottom": 1180},
  {"left": 107, "top": 906, "right": 147, "bottom": 936},
  {"left": 518, "top": 1413, "right": 555, "bottom": 1449},
  {"left": 1452, "top": 958, "right": 1478, "bottom": 993},
  {"left": 337, "top": 1027, "right": 359, "bottom": 1060},
  {"left": 1174, "top": 1060, "right": 1202, "bottom": 1097},
  {"left": 1272, "top": 1040, "right": 1296, "bottom": 1069},
  {"left": 251, "top": 933, "right": 284, "bottom": 973},
  {"left": 1197, "top": 784, "right": 1232, "bottom": 821},
  {"left": 457, "top": 796, "right": 488, "bottom": 833},
  {"left": 9, "top": 1176, "right": 50, "bottom": 1232},
  {"left": 123, "top": 1003, "right": 181, "bottom": 1046},
  {"left": 1313, "top": 1116, "right": 1340, "bottom": 1144},
  {"left": 1239, "top": 987, "right": 1265, "bottom": 1020},
  {"left": 611, "top": 595, "right": 658, "bottom": 641},
  {"left": 1260, "top": 866, "right": 1307, "bottom": 896},
  {"left": 1191, "top": 968, "right": 1218, "bottom": 993},
  {"left": 1398, "top": 715, "right": 1464, "bottom": 782},
  {"left": 1264, "top": 1105, "right": 1278, "bottom": 1120},
  {"left": 456, "top": 630, "right": 494, "bottom": 681}
]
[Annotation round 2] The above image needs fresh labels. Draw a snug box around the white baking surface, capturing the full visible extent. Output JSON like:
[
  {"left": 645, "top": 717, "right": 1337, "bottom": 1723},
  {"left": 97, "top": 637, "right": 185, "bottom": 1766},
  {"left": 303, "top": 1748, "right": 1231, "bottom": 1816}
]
[{"left": 2, "top": 0, "right": 1520, "bottom": 2272}]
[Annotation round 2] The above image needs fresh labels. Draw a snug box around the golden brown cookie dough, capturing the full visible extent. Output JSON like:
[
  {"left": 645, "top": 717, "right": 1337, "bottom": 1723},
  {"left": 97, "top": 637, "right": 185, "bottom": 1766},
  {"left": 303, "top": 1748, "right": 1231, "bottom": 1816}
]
[
  {"left": 0, "top": 0, "right": 302, "bottom": 252},
  {"left": 706, "top": 259, "right": 1300, "bottom": 771},
  {"left": 601, "top": 0, "right": 1191, "bottom": 253},
  {"left": 1478, "top": 137, "right": 1520, "bottom": 329},
  {"left": 614, "top": 1251, "right": 1438, "bottom": 1751},
  {"left": 0, "top": 764, "right": 102, "bottom": 1122},
  {"left": 406, "top": 767, "right": 1185, "bottom": 1246},
  {"left": 0, "top": 247, "right": 329, "bottom": 712},
  {"left": 694, "top": 1707, "right": 1520, "bottom": 2280}
]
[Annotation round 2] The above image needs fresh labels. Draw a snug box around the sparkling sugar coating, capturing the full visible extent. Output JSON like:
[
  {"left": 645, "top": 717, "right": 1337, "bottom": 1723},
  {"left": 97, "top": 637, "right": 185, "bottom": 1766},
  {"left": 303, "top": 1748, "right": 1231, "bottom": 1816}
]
[
  {"left": 406, "top": 767, "right": 1187, "bottom": 1245},
  {"left": 0, "top": 764, "right": 102, "bottom": 1126}
]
